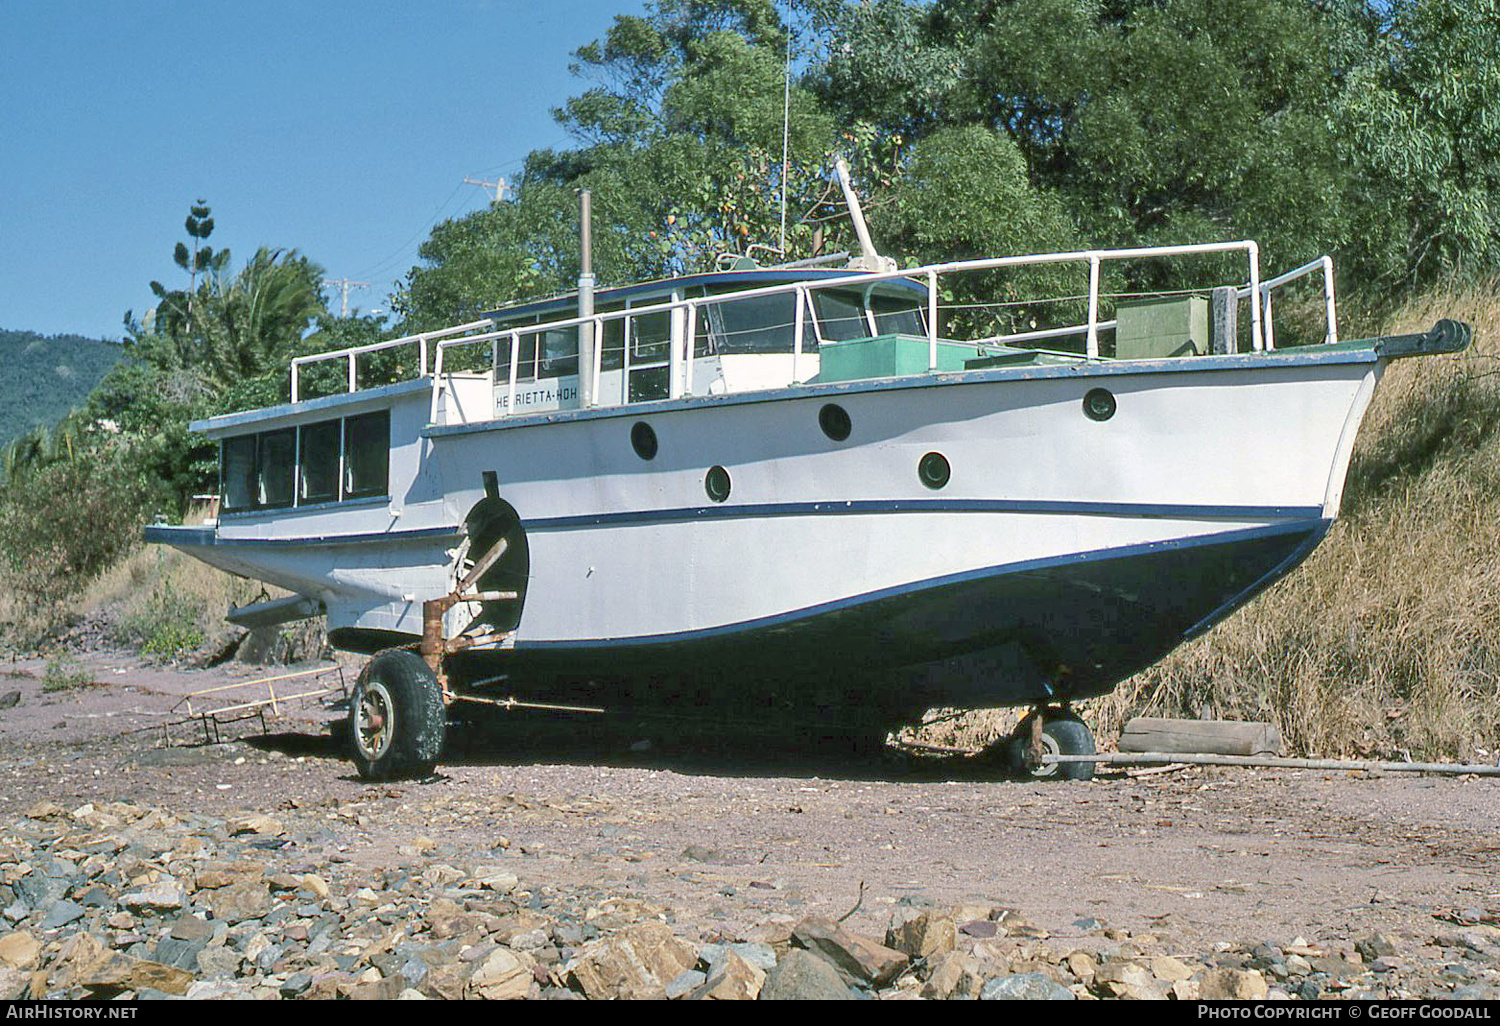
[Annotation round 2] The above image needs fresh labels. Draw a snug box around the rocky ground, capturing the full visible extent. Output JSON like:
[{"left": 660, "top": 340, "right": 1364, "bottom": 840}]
[{"left": 0, "top": 650, "right": 1498, "bottom": 1000}]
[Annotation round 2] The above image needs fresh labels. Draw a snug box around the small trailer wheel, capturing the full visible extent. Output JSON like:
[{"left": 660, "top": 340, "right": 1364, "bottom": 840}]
[
  {"left": 1011, "top": 712, "right": 1096, "bottom": 781},
  {"left": 348, "top": 650, "right": 445, "bottom": 780}
]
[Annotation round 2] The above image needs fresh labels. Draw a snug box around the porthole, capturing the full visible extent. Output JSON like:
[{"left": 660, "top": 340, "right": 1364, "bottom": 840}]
[
  {"left": 705, "top": 465, "right": 732, "bottom": 503},
  {"left": 1082, "top": 388, "right": 1117, "bottom": 422},
  {"left": 918, "top": 452, "right": 950, "bottom": 490},
  {"left": 630, "top": 421, "right": 658, "bottom": 460},
  {"left": 818, "top": 403, "right": 852, "bottom": 442}
]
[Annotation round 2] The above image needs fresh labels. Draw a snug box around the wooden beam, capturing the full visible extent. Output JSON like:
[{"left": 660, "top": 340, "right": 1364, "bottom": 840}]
[{"left": 1118, "top": 717, "right": 1280, "bottom": 756}]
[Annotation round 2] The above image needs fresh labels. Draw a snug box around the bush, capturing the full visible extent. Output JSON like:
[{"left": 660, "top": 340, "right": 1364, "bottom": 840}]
[
  {"left": 42, "top": 651, "right": 93, "bottom": 691},
  {"left": 114, "top": 580, "right": 206, "bottom": 662}
]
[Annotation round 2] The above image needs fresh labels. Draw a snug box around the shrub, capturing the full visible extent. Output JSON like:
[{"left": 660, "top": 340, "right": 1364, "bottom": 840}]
[{"left": 42, "top": 651, "right": 93, "bottom": 691}]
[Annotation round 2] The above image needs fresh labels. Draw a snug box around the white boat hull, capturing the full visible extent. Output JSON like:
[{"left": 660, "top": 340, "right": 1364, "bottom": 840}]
[{"left": 151, "top": 345, "right": 1386, "bottom": 711}]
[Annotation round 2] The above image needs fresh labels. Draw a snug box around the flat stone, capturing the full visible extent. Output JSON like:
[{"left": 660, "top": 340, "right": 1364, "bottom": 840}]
[
  {"left": 666, "top": 969, "right": 707, "bottom": 999},
  {"left": 39, "top": 900, "right": 85, "bottom": 931},
  {"left": 227, "top": 814, "right": 284, "bottom": 837},
  {"left": 921, "top": 951, "right": 982, "bottom": 1000},
  {"left": 0, "top": 931, "right": 41, "bottom": 970},
  {"left": 1150, "top": 955, "right": 1194, "bottom": 983},
  {"left": 700, "top": 941, "right": 777, "bottom": 973},
  {"left": 152, "top": 936, "right": 206, "bottom": 970},
  {"left": 208, "top": 880, "right": 271, "bottom": 923},
  {"left": 121, "top": 879, "right": 185, "bottom": 914},
  {"left": 566, "top": 921, "right": 696, "bottom": 1000},
  {"left": 83, "top": 953, "right": 195, "bottom": 997},
  {"left": 981, "top": 972, "right": 1076, "bottom": 1000},
  {"left": 792, "top": 915, "right": 908, "bottom": 987},
  {"left": 1200, "top": 968, "right": 1270, "bottom": 1000},
  {"left": 759, "top": 949, "right": 855, "bottom": 1001},
  {"left": 421, "top": 963, "right": 474, "bottom": 1001},
  {"left": 886, "top": 908, "right": 957, "bottom": 959},
  {"left": 1355, "top": 933, "right": 1399, "bottom": 960},
  {"left": 195, "top": 946, "right": 242, "bottom": 978},
  {"left": 470, "top": 948, "right": 534, "bottom": 1000},
  {"left": 688, "top": 950, "right": 765, "bottom": 1000}
]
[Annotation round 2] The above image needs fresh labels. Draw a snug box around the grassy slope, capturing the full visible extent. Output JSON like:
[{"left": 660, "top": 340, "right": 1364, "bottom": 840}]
[
  {"left": 1099, "top": 286, "right": 1500, "bottom": 760},
  {"left": 0, "top": 329, "right": 122, "bottom": 443}
]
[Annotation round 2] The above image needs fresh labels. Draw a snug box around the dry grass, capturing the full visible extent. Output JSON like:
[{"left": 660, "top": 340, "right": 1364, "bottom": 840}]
[{"left": 1096, "top": 283, "right": 1500, "bottom": 760}]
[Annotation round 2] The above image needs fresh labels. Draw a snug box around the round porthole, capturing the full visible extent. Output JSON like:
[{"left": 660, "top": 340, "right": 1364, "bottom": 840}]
[
  {"left": 1083, "top": 388, "right": 1117, "bottom": 422},
  {"left": 918, "top": 452, "right": 951, "bottom": 490},
  {"left": 818, "top": 403, "right": 852, "bottom": 442},
  {"left": 630, "top": 422, "right": 658, "bottom": 460},
  {"left": 705, "top": 465, "right": 732, "bottom": 503}
]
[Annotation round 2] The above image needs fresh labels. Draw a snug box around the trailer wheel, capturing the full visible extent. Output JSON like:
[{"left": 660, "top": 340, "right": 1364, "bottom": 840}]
[
  {"left": 1011, "top": 712, "right": 1096, "bottom": 781},
  {"left": 348, "top": 650, "right": 445, "bottom": 780}
]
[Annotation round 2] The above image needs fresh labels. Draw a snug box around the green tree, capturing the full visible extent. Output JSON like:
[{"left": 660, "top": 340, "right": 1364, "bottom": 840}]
[{"left": 1337, "top": 0, "right": 1500, "bottom": 289}]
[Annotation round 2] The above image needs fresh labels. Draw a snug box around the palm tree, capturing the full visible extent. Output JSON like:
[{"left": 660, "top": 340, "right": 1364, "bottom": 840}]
[{"left": 193, "top": 247, "right": 327, "bottom": 391}]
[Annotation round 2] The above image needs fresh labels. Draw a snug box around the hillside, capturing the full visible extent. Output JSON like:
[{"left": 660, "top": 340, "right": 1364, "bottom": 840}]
[
  {"left": 0, "top": 328, "right": 123, "bottom": 444},
  {"left": 1101, "top": 285, "right": 1500, "bottom": 761}
]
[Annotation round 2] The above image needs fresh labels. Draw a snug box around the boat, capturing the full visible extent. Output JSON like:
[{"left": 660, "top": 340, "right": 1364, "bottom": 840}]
[{"left": 145, "top": 173, "right": 1471, "bottom": 780}]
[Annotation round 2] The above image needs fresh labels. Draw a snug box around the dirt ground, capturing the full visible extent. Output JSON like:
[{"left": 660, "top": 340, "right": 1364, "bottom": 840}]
[{"left": 3, "top": 648, "right": 1498, "bottom": 961}]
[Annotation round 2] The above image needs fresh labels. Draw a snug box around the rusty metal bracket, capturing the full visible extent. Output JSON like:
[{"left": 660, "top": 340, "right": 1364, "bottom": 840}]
[{"left": 422, "top": 535, "right": 517, "bottom": 701}]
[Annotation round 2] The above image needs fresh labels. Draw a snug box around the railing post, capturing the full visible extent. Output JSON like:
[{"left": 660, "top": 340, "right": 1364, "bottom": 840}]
[
  {"left": 927, "top": 270, "right": 939, "bottom": 372},
  {"left": 668, "top": 300, "right": 685, "bottom": 400},
  {"left": 792, "top": 286, "right": 806, "bottom": 384},
  {"left": 622, "top": 314, "right": 633, "bottom": 405},
  {"left": 1322, "top": 255, "right": 1338, "bottom": 345},
  {"left": 683, "top": 302, "right": 697, "bottom": 396},
  {"left": 591, "top": 316, "right": 604, "bottom": 407},
  {"left": 1248, "top": 242, "right": 1264, "bottom": 352},
  {"left": 419, "top": 333, "right": 429, "bottom": 376},
  {"left": 506, "top": 332, "right": 520, "bottom": 417},
  {"left": 1086, "top": 254, "right": 1102, "bottom": 359},
  {"left": 1262, "top": 287, "right": 1277, "bottom": 351},
  {"left": 291, "top": 362, "right": 300, "bottom": 403},
  {"left": 347, "top": 352, "right": 357, "bottom": 392}
]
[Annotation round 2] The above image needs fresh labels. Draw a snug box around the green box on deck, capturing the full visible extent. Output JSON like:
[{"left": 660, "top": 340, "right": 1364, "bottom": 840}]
[
  {"left": 817, "top": 334, "right": 975, "bottom": 383},
  {"left": 1114, "top": 295, "right": 1209, "bottom": 359}
]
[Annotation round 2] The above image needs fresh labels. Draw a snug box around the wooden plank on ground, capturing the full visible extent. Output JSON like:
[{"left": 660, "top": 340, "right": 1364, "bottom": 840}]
[{"left": 1118, "top": 717, "right": 1281, "bottom": 756}]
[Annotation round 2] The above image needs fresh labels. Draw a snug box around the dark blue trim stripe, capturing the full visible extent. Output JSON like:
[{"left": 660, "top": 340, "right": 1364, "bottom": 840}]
[
  {"left": 144, "top": 524, "right": 461, "bottom": 548},
  {"left": 513, "top": 519, "right": 1328, "bottom": 651},
  {"left": 526, "top": 497, "right": 1325, "bottom": 531}
]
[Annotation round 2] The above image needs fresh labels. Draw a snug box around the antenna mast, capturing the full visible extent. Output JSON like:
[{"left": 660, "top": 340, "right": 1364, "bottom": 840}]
[{"left": 779, "top": 28, "right": 791, "bottom": 255}]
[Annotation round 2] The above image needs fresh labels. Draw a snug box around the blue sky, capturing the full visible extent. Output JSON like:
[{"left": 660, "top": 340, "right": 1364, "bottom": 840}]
[{"left": 0, "top": 1, "right": 650, "bottom": 340}]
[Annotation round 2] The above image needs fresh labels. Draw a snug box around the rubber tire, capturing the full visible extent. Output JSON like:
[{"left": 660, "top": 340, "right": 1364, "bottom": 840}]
[
  {"left": 348, "top": 650, "right": 446, "bottom": 781},
  {"left": 1011, "top": 715, "right": 1096, "bottom": 781}
]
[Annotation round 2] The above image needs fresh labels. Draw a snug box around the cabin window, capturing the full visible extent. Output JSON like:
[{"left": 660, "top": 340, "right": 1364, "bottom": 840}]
[
  {"left": 221, "top": 409, "right": 390, "bottom": 514},
  {"left": 813, "top": 291, "right": 869, "bottom": 342},
  {"left": 538, "top": 328, "right": 578, "bottom": 377},
  {"left": 344, "top": 410, "right": 390, "bottom": 499},
  {"left": 298, "top": 420, "right": 341, "bottom": 504},
  {"left": 630, "top": 310, "right": 671, "bottom": 363},
  {"left": 257, "top": 429, "right": 296, "bottom": 509},
  {"left": 712, "top": 293, "right": 799, "bottom": 354},
  {"left": 221, "top": 436, "right": 258, "bottom": 512},
  {"left": 872, "top": 295, "right": 925, "bottom": 336}
]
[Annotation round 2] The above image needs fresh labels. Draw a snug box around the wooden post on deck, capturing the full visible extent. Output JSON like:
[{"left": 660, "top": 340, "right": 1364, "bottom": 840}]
[{"left": 1212, "top": 286, "right": 1238, "bottom": 354}]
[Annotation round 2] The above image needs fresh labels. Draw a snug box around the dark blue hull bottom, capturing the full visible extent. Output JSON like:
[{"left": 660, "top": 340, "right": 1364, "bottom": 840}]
[{"left": 336, "top": 520, "right": 1329, "bottom": 723}]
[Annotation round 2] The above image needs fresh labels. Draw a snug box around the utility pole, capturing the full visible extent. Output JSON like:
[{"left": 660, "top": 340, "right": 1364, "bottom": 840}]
[
  {"left": 323, "top": 277, "right": 372, "bottom": 318},
  {"left": 463, "top": 176, "right": 508, "bottom": 202}
]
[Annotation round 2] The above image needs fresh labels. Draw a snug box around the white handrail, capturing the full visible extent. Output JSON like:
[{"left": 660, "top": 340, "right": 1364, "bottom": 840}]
[
  {"left": 290, "top": 318, "right": 493, "bottom": 401},
  {"left": 290, "top": 240, "right": 1307, "bottom": 417}
]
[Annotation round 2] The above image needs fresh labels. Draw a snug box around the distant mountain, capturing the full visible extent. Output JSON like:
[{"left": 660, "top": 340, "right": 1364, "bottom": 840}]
[{"left": 0, "top": 329, "right": 124, "bottom": 444}]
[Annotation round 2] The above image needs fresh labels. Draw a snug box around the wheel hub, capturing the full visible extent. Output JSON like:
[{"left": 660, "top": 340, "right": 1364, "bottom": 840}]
[{"left": 355, "top": 682, "right": 396, "bottom": 762}]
